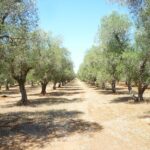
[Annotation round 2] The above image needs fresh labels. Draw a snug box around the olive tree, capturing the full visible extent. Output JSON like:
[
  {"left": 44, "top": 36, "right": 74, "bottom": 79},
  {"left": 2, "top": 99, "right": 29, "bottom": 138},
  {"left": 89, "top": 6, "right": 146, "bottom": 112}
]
[
  {"left": 110, "top": 0, "right": 150, "bottom": 101},
  {"left": 121, "top": 49, "right": 138, "bottom": 93},
  {"left": 30, "top": 30, "right": 52, "bottom": 95},
  {"left": 99, "top": 11, "right": 131, "bottom": 93},
  {"left": 50, "top": 47, "right": 74, "bottom": 90},
  {"left": 78, "top": 46, "right": 103, "bottom": 85},
  {"left": 32, "top": 30, "right": 75, "bottom": 94},
  {"left": 1, "top": 0, "right": 38, "bottom": 105}
]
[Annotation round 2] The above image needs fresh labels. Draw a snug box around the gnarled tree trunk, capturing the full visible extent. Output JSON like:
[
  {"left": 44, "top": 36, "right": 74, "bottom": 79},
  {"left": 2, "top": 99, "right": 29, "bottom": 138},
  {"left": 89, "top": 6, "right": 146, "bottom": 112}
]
[
  {"left": 18, "top": 80, "right": 28, "bottom": 105},
  {"left": 137, "top": 83, "right": 148, "bottom": 102},
  {"left": 62, "top": 81, "right": 65, "bottom": 86},
  {"left": 111, "top": 80, "right": 116, "bottom": 93},
  {"left": 53, "top": 82, "right": 57, "bottom": 90},
  {"left": 127, "top": 81, "right": 132, "bottom": 94},
  {"left": 137, "top": 56, "right": 149, "bottom": 102},
  {"left": 11, "top": 66, "right": 31, "bottom": 105},
  {"left": 41, "top": 81, "right": 48, "bottom": 95},
  {"left": 5, "top": 80, "right": 9, "bottom": 91},
  {"left": 58, "top": 82, "right": 61, "bottom": 88}
]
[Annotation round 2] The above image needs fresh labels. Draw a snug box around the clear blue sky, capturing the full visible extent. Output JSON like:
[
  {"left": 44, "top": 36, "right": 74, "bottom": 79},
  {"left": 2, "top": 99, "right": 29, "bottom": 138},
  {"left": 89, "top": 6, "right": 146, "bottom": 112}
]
[{"left": 37, "top": 0, "right": 129, "bottom": 73}]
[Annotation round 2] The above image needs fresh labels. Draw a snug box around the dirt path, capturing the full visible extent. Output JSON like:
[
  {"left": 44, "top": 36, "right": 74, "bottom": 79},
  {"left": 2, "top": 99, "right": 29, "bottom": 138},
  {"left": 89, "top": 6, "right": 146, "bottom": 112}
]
[{"left": 0, "top": 79, "right": 150, "bottom": 150}]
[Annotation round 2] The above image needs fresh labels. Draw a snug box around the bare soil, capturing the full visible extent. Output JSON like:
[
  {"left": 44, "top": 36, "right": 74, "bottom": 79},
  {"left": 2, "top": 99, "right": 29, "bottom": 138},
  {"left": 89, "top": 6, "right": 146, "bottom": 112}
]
[{"left": 0, "top": 79, "right": 150, "bottom": 150}]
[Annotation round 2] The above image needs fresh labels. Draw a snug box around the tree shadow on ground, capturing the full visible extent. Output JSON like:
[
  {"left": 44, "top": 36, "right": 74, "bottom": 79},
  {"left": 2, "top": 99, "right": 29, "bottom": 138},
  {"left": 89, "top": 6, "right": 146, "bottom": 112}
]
[
  {"left": 0, "top": 88, "right": 19, "bottom": 95},
  {"left": 48, "top": 91, "right": 85, "bottom": 96},
  {"left": 60, "top": 86, "right": 81, "bottom": 89},
  {"left": 138, "top": 111, "right": 150, "bottom": 119},
  {"left": 97, "top": 87, "right": 126, "bottom": 91},
  {"left": 98, "top": 89, "right": 129, "bottom": 95},
  {"left": 3, "top": 98, "right": 84, "bottom": 108},
  {"left": 0, "top": 85, "right": 38, "bottom": 96},
  {"left": 27, "top": 89, "right": 84, "bottom": 97},
  {"left": 59, "top": 88, "right": 83, "bottom": 91},
  {"left": 0, "top": 86, "right": 38, "bottom": 98},
  {"left": 110, "top": 96, "right": 150, "bottom": 104},
  {"left": 0, "top": 109, "right": 103, "bottom": 150},
  {"left": 110, "top": 96, "right": 133, "bottom": 103}
]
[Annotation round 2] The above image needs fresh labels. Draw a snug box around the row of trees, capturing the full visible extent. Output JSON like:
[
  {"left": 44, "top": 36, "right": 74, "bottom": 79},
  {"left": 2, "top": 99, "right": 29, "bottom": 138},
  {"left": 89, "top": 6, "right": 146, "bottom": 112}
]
[
  {"left": 30, "top": 30, "right": 75, "bottom": 94},
  {"left": 78, "top": 0, "right": 150, "bottom": 102},
  {"left": 0, "top": 0, "right": 75, "bottom": 105}
]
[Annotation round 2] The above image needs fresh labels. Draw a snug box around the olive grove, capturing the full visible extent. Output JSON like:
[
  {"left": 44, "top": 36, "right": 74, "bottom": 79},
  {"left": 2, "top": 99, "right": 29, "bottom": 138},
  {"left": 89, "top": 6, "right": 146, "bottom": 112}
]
[
  {"left": 0, "top": 0, "right": 75, "bottom": 105},
  {"left": 78, "top": 3, "right": 150, "bottom": 102}
]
